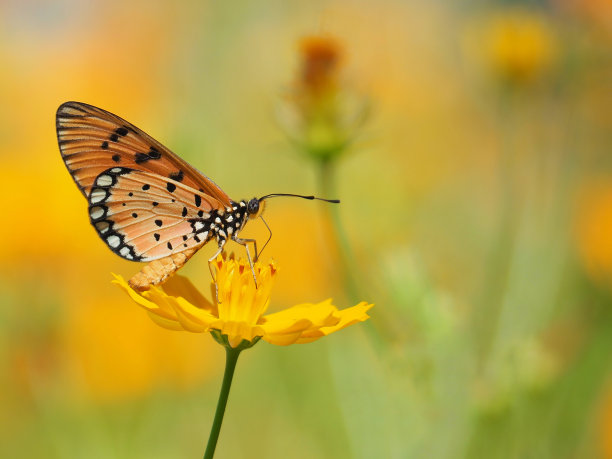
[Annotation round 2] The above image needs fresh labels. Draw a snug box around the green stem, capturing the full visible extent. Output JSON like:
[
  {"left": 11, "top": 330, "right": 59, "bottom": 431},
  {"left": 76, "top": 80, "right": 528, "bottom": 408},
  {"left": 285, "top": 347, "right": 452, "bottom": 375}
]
[
  {"left": 471, "top": 87, "right": 520, "bottom": 368},
  {"left": 318, "top": 158, "right": 390, "bottom": 347},
  {"left": 203, "top": 347, "right": 241, "bottom": 459},
  {"left": 318, "top": 158, "right": 361, "bottom": 303}
]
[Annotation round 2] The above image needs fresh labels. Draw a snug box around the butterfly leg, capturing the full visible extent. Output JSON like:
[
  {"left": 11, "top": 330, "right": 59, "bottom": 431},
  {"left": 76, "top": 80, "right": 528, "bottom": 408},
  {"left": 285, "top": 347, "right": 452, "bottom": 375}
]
[
  {"left": 208, "top": 240, "right": 226, "bottom": 302},
  {"left": 233, "top": 237, "right": 258, "bottom": 288}
]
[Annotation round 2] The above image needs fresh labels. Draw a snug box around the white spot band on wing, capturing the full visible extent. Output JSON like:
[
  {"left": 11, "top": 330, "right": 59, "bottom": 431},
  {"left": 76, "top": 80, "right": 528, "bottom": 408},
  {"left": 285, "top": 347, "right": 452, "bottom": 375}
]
[
  {"left": 107, "top": 235, "right": 120, "bottom": 248},
  {"left": 96, "top": 175, "right": 113, "bottom": 186}
]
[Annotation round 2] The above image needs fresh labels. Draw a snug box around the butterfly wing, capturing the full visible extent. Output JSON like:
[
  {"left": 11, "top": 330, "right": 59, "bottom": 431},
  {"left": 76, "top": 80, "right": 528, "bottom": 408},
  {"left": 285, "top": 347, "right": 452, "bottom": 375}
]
[
  {"left": 89, "top": 167, "right": 221, "bottom": 262},
  {"left": 56, "top": 101, "right": 232, "bottom": 207}
]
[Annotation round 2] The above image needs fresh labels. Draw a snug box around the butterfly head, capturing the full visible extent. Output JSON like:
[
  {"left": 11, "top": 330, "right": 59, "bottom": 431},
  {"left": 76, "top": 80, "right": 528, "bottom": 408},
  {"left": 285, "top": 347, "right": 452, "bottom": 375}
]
[{"left": 247, "top": 198, "right": 265, "bottom": 219}]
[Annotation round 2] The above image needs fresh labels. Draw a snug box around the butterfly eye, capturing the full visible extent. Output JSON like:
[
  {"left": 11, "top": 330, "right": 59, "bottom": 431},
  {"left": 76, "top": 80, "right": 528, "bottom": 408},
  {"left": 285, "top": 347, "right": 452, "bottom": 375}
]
[{"left": 247, "top": 198, "right": 260, "bottom": 215}]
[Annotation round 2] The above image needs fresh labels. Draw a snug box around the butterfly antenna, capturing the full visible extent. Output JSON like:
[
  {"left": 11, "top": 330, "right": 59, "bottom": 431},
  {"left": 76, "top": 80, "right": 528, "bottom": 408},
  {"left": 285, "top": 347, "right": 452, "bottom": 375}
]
[{"left": 259, "top": 193, "right": 340, "bottom": 203}]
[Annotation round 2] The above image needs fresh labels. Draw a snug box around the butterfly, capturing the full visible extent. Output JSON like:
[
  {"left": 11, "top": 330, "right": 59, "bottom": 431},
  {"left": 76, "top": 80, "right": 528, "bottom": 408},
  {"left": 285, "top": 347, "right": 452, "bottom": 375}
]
[{"left": 56, "top": 101, "right": 338, "bottom": 291}]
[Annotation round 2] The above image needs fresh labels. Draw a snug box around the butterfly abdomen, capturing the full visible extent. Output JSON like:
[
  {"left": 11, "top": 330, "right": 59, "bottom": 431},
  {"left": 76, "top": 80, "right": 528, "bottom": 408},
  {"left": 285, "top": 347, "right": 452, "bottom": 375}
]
[{"left": 128, "top": 248, "right": 198, "bottom": 291}]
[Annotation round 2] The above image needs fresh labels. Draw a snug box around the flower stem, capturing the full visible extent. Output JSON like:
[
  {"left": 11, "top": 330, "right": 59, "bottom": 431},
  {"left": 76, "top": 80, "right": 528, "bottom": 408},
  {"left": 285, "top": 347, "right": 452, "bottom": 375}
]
[
  {"left": 204, "top": 347, "right": 241, "bottom": 459},
  {"left": 318, "top": 158, "right": 361, "bottom": 302}
]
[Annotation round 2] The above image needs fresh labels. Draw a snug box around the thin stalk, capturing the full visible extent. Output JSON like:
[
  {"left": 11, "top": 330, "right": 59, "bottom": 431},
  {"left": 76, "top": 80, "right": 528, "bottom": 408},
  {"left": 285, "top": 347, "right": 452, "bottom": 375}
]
[
  {"left": 317, "top": 157, "right": 390, "bottom": 347},
  {"left": 204, "top": 347, "right": 241, "bottom": 459},
  {"left": 471, "top": 87, "right": 521, "bottom": 368},
  {"left": 318, "top": 158, "right": 361, "bottom": 303}
]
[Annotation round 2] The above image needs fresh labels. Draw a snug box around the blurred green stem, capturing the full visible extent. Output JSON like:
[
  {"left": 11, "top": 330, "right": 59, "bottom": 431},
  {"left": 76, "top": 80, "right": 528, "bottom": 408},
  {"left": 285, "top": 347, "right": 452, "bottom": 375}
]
[
  {"left": 204, "top": 347, "right": 241, "bottom": 459},
  {"left": 471, "top": 88, "right": 520, "bottom": 367},
  {"left": 317, "top": 158, "right": 361, "bottom": 303},
  {"left": 317, "top": 158, "right": 390, "bottom": 347}
]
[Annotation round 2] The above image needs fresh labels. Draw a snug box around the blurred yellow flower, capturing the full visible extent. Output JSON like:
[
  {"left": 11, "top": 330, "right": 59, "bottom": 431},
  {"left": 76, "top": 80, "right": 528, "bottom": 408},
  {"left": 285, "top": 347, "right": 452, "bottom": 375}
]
[
  {"left": 575, "top": 180, "right": 612, "bottom": 284},
  {"left": 61, "top": 293, "right": 219, "bottom": 402},
  {"left": 466, "top": 8, "right": 558, "bottom": 86},
  {"left": 113, "top": 256, "right": 373, "bottom": 349}
]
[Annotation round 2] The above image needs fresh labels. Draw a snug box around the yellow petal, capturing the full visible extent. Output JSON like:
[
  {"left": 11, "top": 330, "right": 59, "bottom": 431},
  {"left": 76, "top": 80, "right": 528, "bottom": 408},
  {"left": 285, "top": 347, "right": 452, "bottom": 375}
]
[
  {"left": 144, "top": 287, "right": 184, "bottom": 317},
  {"left": 260, "top": 300, "right": 369, "bottom": 346},
  {"left": 169, "top": 297, "right": 217, "bottom": 333},
  {"left": 295, "top": 302, "right": 373, "bottom": 344},
  {"left": 261, "top": 299, "right": 339, "bottom": 332},
  {"left": 112, "top": 274, "right": 177, "bottom": 321},
  {"left": 262, "top": 321, "right": 314, "bottom": 345},
  {"left": 161, "top": 275, "right": 217, "bottom": 315},
  {"left": 262, "top": 317, "right": 314, "bottom": 334},
  {"left": 262, "top": 330, "right": 305, "bottom": 346},
  {"left": 145, "top": 311, "right": 184, "bottom": 331}
]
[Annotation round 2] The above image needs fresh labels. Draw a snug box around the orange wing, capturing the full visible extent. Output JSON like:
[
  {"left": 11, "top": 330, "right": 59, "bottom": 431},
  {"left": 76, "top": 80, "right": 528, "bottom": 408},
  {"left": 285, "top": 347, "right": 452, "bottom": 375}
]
[{"left": 56, "top": 101, "right": 232, "bottom": 207}]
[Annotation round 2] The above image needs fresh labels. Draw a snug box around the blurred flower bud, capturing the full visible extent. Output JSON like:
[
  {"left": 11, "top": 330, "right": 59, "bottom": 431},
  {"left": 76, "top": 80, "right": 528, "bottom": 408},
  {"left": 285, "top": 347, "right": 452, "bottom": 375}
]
[{"left": 276, "top": 35, "right": 369, "bottom": 162}]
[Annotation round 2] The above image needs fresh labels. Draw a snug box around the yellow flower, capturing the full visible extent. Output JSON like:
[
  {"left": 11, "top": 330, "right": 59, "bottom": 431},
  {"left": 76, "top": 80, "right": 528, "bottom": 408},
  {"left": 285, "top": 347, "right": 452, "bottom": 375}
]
[
  {"left": 574, "top": 180, "right": 612, "bottom": 285},
  {"left": 465, "top": 8, "right": 557, "bottom": 87},
  {"left": 113, "top": 256, "right": 372, "bottom": 349}
]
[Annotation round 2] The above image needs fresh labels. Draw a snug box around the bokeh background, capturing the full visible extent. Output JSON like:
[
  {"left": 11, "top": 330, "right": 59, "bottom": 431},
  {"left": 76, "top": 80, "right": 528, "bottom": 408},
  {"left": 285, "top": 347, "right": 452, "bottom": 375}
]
[{"left": 1, "top": 0, "right": 611, "bottom": 457}]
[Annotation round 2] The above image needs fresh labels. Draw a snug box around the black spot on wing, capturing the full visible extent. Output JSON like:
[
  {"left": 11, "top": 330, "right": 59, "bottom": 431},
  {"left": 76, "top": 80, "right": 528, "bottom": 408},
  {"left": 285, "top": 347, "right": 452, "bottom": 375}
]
[
  {"left": 134, "top": 148, "right": 163, "bottom": 164},
  {"left": 155, "top": 219, "right": 163, "bottom": 227},
  {"left": 167, "top": 182, "right": 176, "bottom": 193},
  {"left": 142, "top": 184, "right": 150, "bottom": 191},
  {"left": 134, "top": 153, "right": 150, "bottom": 164},
  {"left": 115, "top": 127, "right": 129, "bottom": 137},
  {"left": 154, "top": 233, "right": 160, "bottom": 241},
  {"left": 169, "top": 170, "right": 184, "bottom": 182},
  {"left": 148, "top": 146, "right": 161, "bottom": 159},
  {"left": 101, "top": 141, "right": 109, "bottom": 150},
  {"left": 195, "top": 195, "right": 201, "bottom": 207},
  {"left": 110, "top": 133, "right": 119, "bottom": 142}
]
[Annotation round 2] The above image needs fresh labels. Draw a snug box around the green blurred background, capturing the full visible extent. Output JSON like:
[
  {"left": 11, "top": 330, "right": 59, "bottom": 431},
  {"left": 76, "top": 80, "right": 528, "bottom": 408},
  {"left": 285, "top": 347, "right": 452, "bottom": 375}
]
[{"left": 1, "top": 0, "right": 612, "bottom": 457}]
